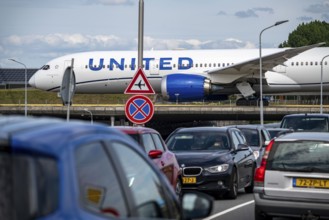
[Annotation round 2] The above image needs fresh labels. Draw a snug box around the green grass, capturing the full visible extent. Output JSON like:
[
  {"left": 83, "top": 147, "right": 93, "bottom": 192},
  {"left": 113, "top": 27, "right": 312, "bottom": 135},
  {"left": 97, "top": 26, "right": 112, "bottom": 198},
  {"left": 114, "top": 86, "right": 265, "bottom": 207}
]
[{"left": 0, "top": 89, "right": 135, "bottom": 105}]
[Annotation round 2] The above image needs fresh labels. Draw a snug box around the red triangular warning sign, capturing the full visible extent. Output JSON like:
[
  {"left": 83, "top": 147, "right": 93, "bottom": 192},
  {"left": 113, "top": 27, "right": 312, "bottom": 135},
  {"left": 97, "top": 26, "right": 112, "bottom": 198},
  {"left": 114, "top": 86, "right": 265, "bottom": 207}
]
[{"left": 124, "top": 68, "right": 155, "bottom": 94}]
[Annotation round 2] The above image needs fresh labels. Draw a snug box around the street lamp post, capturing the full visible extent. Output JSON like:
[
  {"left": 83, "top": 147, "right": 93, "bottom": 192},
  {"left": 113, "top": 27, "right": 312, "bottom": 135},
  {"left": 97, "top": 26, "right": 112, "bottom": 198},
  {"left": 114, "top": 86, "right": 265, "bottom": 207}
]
[
  {"left": 259, "top": 20, "right": 288, "bottom": 125},
  {"left": 320, "top": 55, "right": 329, "bottom": 114},
  {"left": 9, "top": 59, "right": 27, "bottom": 117},
  {"left": 84, "top": 109, "right": 93, "bottom": 124}
]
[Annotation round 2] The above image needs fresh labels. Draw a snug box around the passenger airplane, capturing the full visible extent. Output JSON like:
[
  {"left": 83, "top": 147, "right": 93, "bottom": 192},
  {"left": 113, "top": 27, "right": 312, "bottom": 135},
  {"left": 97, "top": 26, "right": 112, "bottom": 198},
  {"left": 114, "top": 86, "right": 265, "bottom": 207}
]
[{"left": 28, "top": 43, "right": 329, "bottom": 105}]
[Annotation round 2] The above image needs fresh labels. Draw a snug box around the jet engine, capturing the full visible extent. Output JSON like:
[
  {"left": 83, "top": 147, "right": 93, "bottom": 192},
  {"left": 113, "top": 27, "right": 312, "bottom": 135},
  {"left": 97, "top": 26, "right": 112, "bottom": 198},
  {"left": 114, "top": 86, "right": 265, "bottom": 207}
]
[{"left": 161, "top": 74, "right": 225, "bottom": 102}]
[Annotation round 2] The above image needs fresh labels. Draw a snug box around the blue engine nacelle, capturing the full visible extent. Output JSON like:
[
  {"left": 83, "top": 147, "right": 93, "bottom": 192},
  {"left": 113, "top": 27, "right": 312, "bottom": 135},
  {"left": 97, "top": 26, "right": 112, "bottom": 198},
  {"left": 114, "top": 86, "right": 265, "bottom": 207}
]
[{"left": 161, "top": 74, "right": 212, "bottom": 101}]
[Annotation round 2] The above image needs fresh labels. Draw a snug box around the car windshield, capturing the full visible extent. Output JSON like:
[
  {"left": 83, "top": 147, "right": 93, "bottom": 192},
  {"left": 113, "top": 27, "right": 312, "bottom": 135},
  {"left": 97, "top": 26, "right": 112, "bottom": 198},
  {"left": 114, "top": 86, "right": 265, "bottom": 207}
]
[
  {"left": 166, "top": 131, "right": 229, "bottom": 151},
  {"left": 269, "top": 141, "right": 329, "bottom": 173},
  {"left": 281, "top": 116, "right": 329, "bottom": 132}
]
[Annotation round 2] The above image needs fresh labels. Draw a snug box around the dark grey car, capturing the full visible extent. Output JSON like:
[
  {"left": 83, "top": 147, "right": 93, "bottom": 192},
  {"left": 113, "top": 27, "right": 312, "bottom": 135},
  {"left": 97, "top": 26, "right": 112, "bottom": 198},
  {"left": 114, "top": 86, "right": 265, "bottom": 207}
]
[
  {"left": 226, "top": 125, "right": 271, "bottom": 167},
  {"left": 166, "top": 127, "right": 256, "bottom": 199}
]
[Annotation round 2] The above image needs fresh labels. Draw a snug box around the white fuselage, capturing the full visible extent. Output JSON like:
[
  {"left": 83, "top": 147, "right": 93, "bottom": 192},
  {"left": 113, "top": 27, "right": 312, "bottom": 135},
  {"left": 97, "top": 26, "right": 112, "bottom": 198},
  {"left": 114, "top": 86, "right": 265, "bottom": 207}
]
[{"left": 29, "top": 47, "right": 329, "bottom": 99}]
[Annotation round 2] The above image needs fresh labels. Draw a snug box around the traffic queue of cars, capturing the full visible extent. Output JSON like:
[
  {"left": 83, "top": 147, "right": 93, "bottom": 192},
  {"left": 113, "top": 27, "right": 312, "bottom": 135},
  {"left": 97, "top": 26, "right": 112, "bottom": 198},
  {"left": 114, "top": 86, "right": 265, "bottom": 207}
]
[
  {"left": 3, "top": 112, "right": 329, "bottom": 220},
  {"left": 0, "top": 116, "right": 213, "bottom": 220}
]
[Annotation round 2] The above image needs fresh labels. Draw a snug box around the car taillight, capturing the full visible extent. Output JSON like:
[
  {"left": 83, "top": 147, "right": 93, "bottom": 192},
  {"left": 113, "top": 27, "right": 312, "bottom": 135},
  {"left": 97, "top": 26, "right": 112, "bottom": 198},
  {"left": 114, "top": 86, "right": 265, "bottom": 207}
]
[{"left": 254, "top": 139, "right": 274, "bottom": 187}]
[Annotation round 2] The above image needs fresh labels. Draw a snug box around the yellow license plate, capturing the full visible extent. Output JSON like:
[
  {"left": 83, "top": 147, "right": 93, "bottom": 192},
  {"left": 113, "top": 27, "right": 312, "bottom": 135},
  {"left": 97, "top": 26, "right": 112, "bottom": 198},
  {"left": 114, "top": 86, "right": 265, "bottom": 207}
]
[
  {"left": 182, "top": 177, "right": 196, "bottom": 184},
  {"left": 294, "top": 178, "right": 329, "bottom": 189}
]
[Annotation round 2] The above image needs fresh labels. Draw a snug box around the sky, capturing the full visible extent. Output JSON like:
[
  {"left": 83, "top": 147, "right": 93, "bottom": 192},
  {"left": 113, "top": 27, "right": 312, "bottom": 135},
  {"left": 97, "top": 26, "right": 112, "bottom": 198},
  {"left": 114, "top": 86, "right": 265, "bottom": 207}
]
[{"left": 0, "top": 0, "right": 328, "bottom": 68}]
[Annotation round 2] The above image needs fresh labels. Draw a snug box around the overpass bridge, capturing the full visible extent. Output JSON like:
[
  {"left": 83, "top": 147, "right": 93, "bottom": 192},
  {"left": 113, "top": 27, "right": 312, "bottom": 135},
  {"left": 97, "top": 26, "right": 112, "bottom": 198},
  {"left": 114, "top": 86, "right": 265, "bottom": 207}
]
[{"left": 0, "top": 104, "right": 326, "bottom": 121}]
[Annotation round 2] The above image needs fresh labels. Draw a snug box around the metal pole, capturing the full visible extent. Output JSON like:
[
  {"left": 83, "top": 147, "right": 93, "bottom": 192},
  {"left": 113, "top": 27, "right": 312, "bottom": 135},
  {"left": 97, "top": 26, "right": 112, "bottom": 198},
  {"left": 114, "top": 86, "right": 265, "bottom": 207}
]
[
  {"left": 9, "top": 59, "right": 27, "bottom": 117},
  {"left": 138, "top": 0, "right": 144, "bottom": 69},
  {"left": 67, "top": 58, "right": 74, "bottom": 121},
  {"left": 84, "top": 109, "right": 93, "bottom": 124},
  {"left": 320, "top": 55, "right": 329, "bottom": 114},
  {"left": 259, "top": 20, "right": 288, "bottom": 125}
]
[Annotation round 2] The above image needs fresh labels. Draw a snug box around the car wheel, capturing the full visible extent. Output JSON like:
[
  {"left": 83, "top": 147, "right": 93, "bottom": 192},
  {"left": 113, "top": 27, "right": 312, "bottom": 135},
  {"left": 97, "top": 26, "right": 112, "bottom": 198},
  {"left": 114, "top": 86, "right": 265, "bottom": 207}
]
[
  {"left": 255, "top": 206, "right": 272, "bottom": 220},
  {"left": 225, "top": 167, "right": 238, "bottom": 199},
  {"left": 244, "top": 164, "right": 255, "bottom": 193},
  {"left": 175, "top": 178, "right": 182, "bottom": 199}
]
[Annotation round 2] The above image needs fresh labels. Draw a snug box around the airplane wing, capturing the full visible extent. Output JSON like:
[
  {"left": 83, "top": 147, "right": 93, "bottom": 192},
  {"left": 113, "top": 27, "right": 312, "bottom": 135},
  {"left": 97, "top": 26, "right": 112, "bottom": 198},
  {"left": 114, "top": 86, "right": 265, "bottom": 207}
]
[{"left": 208, "top": 42, "right": 325, "bottom": 84}]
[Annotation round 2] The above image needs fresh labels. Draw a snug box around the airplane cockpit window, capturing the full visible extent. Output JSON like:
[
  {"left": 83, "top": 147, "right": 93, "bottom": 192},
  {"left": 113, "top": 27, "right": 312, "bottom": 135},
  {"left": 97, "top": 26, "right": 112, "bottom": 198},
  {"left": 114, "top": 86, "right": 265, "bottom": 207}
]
[{"left": 41, "top": 65, "right": 50, "bottom": 70}]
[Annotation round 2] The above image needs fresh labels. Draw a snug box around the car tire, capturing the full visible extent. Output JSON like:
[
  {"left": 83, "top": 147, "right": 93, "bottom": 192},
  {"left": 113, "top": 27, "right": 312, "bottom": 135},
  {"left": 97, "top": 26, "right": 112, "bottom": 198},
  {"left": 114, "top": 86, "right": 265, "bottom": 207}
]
[
  {"left": 255, "top": 206, "right": 272, "bottom": 220},
  {"left": 225, "top": 167, "right": 238, "bottom": 199},
  {"left": 175, "top": 178, "right": 182, "bottom": 199},
  {"left": 244, "top": 164, "right": 255, "bottom": 193}
]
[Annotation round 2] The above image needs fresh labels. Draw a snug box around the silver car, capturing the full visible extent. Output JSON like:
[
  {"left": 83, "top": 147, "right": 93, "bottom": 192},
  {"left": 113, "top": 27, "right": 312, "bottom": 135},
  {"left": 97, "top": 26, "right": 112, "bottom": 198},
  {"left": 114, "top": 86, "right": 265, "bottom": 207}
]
[{"left": 254, "top": 132, "right": 329, "bottom": 219}]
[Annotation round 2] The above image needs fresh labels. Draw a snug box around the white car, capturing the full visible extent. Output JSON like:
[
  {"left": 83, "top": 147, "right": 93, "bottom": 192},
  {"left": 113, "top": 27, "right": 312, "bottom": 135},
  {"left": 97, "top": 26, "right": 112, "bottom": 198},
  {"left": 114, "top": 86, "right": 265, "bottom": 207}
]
[{"left": 254, "top": 132, "right": 329, "bottom": 219}]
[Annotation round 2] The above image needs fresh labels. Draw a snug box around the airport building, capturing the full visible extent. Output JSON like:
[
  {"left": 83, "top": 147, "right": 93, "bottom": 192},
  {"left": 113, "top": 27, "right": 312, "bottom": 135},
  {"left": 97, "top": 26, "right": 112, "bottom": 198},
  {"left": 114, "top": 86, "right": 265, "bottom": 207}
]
[{"left": 0, "top": 68, "right": 37, "bottom": 89}]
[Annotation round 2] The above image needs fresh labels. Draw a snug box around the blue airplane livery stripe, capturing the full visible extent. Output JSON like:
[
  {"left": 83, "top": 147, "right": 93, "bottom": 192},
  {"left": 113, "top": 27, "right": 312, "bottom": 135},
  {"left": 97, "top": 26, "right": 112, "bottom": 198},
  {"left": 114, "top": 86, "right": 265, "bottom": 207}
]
[
  {"left": 46, "top": 76, "right": 162, "bottom": 92},
  {"left": 88, "top": 57, "right": 193, "bottom": 71}
]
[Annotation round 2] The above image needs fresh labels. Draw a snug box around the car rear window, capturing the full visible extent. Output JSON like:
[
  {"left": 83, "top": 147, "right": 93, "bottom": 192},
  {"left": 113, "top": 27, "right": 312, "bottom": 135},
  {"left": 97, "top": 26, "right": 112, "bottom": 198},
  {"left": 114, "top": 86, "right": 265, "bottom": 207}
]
[
  {"left": 281, "top": 116, "right": 329, "bottom": 132},
  {"left": 166, "top": 131, "right": 229, "bottom": 151},
  {"left": 267, "top": 140, "right": 329, "bottom": 173},
  {"left": 239, "top": 129, "right": 259, "bottom": 146}
]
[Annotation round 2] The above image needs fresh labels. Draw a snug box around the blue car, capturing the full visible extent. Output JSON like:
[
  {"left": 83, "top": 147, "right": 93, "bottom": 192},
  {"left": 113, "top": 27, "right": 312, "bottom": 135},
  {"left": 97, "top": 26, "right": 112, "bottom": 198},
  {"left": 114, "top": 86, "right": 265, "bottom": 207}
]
[{"left": 0, "top": 116, "right": 212, "bottom": 220}]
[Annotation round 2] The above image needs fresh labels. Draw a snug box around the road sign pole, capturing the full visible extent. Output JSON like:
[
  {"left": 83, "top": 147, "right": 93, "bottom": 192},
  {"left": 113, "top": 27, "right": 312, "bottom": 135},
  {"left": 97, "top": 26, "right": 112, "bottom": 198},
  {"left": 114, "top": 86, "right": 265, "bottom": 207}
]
[{"left": 138, "top": 0, "right": 144, "bottom": 69}]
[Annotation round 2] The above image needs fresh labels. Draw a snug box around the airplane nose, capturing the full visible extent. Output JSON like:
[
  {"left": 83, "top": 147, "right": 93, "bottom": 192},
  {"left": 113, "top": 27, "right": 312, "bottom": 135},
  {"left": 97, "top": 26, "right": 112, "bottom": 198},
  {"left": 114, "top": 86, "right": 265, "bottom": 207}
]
[{"left": 28, "top": 74, "right": 36, "bottom": 88}]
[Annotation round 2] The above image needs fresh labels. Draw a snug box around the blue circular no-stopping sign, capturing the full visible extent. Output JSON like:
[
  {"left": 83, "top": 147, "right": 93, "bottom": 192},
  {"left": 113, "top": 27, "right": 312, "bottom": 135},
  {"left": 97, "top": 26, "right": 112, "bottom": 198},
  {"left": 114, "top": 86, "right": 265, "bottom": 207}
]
[{"left": 125, "top": 95, "right": 154, "bottom": 124}]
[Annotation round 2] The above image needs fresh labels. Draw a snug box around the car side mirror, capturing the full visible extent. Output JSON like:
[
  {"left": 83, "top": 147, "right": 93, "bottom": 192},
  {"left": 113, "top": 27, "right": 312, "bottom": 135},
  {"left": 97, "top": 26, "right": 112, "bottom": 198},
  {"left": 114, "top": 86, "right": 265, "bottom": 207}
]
[
  {"left": 148, "top": 149, "right": 163, "bottom": 159},
  {"left": 182, "top": 192, "right": 213, "bottom": 220},
  {"left": 237, "top": 143, "right": 249, "bottom": 151}
]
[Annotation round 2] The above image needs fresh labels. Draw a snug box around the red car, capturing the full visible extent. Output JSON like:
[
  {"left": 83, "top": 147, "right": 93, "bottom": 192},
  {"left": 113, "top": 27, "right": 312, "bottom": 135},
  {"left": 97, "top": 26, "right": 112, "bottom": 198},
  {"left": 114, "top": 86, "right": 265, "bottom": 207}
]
[{"left": 116, "top": 126, "right": 182, "bottom": 196}]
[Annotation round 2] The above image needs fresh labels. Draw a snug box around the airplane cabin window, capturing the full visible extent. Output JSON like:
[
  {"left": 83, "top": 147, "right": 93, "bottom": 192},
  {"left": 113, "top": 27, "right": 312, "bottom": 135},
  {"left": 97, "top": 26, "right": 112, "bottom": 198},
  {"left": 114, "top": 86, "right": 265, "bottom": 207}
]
[
  {"left": 205, "top": 64, "right": 207, "bottom": 67},
  {"left": 301, "top": 62, "right": 303, "bottom": 66},
  {"left": 196, "top": 64, "right": 198, "bottom": 67},
  {"left": 291, "top": 62, "right": 294, "bottom": 66},
  {"left": 296, "top": 62, "right": 299, "bottom": 66},
  {"left": 218, "top": 63, "right": 221, "bottom": 67},
  {"left": 85, "top": 65, "right": 88, "bottom": 69},
  {"left": 306, "top": 62, "right": 308, "bottom": 66},
  {"left": 310, "top": 62, "right": 313, "bottom": 66},
  {"left": 315, "top": 62, "right": 318, "bottom": 65},
  {"left": 200, "top": 64, "right": 202, "bottom": 67}
]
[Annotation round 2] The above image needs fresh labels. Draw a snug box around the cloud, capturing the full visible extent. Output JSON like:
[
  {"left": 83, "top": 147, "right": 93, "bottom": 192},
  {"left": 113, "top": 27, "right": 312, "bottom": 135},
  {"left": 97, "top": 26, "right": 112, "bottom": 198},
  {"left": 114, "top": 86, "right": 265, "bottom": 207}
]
[
  {"left": 322, "top": 13, "right": 329, "bottom": 21},
  {"left": 235, "top": 7, "right": 274, "bottom": 18},
  {"left": 305, "top": 1, "right": 329, "bottom": 14},
  {"left": 235, "top": 9, "right": 258, "bottom": 18},
  {"left": 217, "top": 11, "right": 227, "bottom": 16},
  {"left": 297, "top": 16, "right": 314, "bottom": 22},
  {"left": 253, "top": 7, "right": 274, "bottom": 14},
  {"left": 0, "top": 34, "right": 255, "bottom": 67},
  {"left": 86, "top": 0, "right": 134, "bottom": 6}
]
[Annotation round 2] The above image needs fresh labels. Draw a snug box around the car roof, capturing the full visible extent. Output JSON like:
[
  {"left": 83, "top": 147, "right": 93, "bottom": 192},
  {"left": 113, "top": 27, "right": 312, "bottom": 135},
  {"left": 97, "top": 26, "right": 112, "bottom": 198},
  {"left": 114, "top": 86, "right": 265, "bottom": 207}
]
[
  {"left": 282, "top": 113, "right": 329, "bottom": 118},
  {"left": 173, "top": 126, "right": 230, "bottom": 133},
  {"left": 0, "top": 115, "right": 128, "bottom": 156},
  {"left": 267, "top": 128, "right": 293, "bottom": 131},
  {"left": 275, "top": 132, "right": 329, "bottom": 142},
  {"left": 115, "top": 126, "right": 159, "bottom": 134},
  {"left": 226, "top": 124, "right": 266, "bottom": 130}
]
